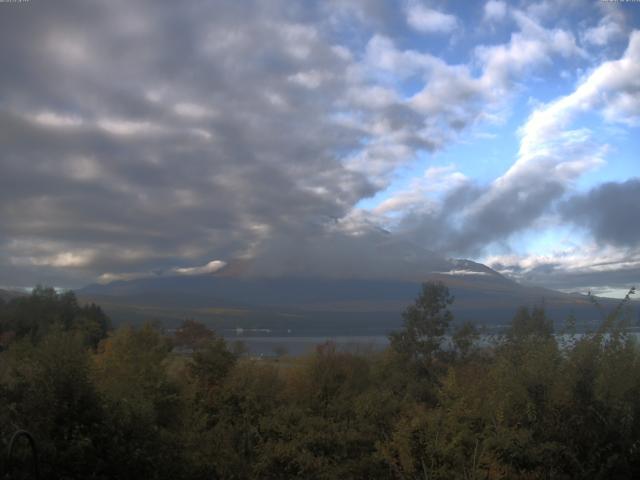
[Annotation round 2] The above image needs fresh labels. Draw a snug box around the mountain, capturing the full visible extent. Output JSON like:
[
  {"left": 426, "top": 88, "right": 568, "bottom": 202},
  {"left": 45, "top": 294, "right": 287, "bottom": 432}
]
[
  {"left": 77, "top": 260, "right": 636, "bottom": 335},
  {"left": 0, "top": 288, "right": 27, "bottom": 302}
]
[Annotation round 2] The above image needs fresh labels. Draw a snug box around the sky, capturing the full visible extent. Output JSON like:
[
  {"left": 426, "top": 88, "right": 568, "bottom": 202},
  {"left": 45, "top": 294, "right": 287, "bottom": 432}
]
[{"left": 0, "top": 0, "right": 639, "bottom": 296}]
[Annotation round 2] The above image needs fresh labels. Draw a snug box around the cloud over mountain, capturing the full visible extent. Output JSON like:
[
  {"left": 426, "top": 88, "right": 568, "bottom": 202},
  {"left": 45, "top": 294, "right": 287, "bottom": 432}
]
[{"left": 0, "top": 0, "right": 638, "bottom": 293}]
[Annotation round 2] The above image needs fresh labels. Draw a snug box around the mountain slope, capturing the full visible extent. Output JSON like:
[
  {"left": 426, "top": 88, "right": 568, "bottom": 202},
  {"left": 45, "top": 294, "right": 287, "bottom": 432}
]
[
  {"left": 76, "top": 259, "right": 635, "bottom": 333},
  {"left": 0, "top": 288, "right": 27, "bottom": 302}
]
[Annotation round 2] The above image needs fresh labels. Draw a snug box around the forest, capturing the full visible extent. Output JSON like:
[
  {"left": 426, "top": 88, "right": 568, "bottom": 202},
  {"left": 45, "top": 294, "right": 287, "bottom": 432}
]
[{"left": 1, "top": 283, "right": 639, "bottom": 479}]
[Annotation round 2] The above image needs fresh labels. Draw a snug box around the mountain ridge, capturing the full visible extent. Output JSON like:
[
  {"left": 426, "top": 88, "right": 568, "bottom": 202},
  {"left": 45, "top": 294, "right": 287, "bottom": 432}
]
[
  {"left": 0, "top": 288, "right": 27, "bottom": 302},
  {"left": 76, "top": 259, "right": 636, "bottom": 333}
]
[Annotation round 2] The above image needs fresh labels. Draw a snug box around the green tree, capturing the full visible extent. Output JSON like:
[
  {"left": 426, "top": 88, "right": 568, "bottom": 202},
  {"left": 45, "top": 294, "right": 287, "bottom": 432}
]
[
  {"left": 0, "top": 328, "right": 105, "bottom": 478},
  {"left": 507, "top": 305, "right": 553, "bottom": 341},
  {"left": 189, "top": 334, "right": 237, "bottom": 393},
  {"left": 0, "top": 286, "right": 110, "bottom": 348},
  {"left": 452, "top": 321, "right": 479, "bottom": 361},
  {"left": 255, "top": 343, "right": 390, "bottom": 479},
  {"left": 173, "top": 318, "right": 215, "bottom": 351},
  {"left": 93, "top": 323, "right": 184, "bottom": 479},
  {"left": 389, "top": 281, "right": 454, "bottom": 363}
]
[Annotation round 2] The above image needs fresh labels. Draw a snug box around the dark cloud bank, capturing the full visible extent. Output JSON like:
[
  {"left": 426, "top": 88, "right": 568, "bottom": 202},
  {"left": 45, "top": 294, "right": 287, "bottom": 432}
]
[
  {"left": 0, "top": 0, "right": 638, "bottom": 292},
  {"left": 560, "top": 178, "right": 640, "bottom": 248}
]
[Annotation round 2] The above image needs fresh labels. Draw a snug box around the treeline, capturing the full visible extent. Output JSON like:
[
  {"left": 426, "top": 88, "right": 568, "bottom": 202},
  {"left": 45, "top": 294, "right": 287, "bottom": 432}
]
[{"left": 1, "top": 284, "right": 639, "bottom": 479}]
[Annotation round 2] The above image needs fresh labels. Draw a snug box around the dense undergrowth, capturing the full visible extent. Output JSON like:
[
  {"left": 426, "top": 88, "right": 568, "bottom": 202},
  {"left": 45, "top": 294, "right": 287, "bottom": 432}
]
[{"left": 1, "top": 284, "right": 639, "bottom": 479}]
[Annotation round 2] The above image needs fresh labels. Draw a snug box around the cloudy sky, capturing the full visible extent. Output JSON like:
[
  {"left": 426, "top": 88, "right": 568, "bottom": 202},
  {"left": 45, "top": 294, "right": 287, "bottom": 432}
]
[{"left": 1, "top": 0, "right": 639, "bottom": 296}]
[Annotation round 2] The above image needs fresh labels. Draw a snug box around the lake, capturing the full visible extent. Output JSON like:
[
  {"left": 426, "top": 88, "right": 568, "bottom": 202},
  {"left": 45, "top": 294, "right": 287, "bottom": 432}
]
[{"left": 222, "top": 329, "right": 640, "bottom": 357}]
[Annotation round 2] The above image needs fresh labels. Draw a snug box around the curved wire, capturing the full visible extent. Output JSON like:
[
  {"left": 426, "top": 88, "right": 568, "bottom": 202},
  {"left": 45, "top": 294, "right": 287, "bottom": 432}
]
[{"left": 6, "top": 429, "right": 40, "bottom": 479}]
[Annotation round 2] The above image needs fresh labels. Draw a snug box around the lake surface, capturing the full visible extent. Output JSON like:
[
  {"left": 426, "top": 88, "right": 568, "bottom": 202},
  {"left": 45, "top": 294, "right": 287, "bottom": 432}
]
[
  {"left": 223, "top": 334, "right": 390, "bottom": 356},
  {"left": 222, "top": 329, "right": 640, "bottom": 357}
]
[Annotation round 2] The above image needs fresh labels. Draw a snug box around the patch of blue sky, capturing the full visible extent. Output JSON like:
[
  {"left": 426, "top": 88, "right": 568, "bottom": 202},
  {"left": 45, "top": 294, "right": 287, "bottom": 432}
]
[
  {"left": 355, "top": 156, "right": 426, "bottom": 211},
  {"left": 577, "top": 138, "right": 639, "bottom": 190},
  {"left": 568, "top": 112, "right": 640, "bottom": 191},
  {"left": 398, "top": 29, "right": 452, "bottom": 54},
  {"left": 430, "top": 92, "right": 535, "bottom": 183},
  {"left": 398, "top": 74, "right": 426, "bottom": 98},
  {"left": 355, "top": 191, "right": 390, "bottom": 211},
  {"left": 355, "top": 131, "right": 516, "bottom": 214},
  {"left": 356, "top": 98, "right": 526, "bottom": 213},
  {"left": 525, "top": 71, "right": 583, "bottom": 104},
  {"left": 445, "top": 114, "right": 523, "bottom": 181},
  {"left": 404, "top": 3, "right": 515, "bottom": 57},
  {"left": 508, "top": 224, "right": 588, "bottom": 258},
  {"left": 583, "top": 287, "right": 631, "bottom": 299},
  {"left": 353, "top": 7, "right": 637, "bottom": 238}
]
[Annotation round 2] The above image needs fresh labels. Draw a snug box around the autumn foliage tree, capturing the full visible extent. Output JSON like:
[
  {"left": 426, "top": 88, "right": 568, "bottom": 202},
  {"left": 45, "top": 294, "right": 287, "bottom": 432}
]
[{"left": 2, "top": 285, "right": 640, "bottom": 479}]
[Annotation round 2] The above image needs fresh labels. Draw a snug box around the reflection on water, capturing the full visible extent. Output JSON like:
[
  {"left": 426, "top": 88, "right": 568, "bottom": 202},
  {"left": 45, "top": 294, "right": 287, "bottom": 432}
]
[
  {"left": 223, "top": 330, "right": 640, "bottom": 357},
  {"left": 224, "top": 335, "right": 390, "bottom": 356}
]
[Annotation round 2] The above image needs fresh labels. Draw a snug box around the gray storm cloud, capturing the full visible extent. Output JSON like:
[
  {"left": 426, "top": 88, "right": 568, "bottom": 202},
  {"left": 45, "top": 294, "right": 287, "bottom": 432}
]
[
  {"left": 0, "top": 0, "right": 638, "bottom": 289},
  {"left": 0, "top": 0, "right": 377, "bottom": 285},
  {"left": 560, "top": 178, "right": 640, "bottom": 248}
]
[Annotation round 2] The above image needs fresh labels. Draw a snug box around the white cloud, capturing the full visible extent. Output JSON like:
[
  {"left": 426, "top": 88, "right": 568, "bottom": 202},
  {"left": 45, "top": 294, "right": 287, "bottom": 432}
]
[
  {"left": 518, "top": 30, "right": 640, "bottom": 162},
  {"left": 173, "top": 102, "right": 216, "bottom": 119},
  {"left": 406, "top": 3, "right": 458, "bottom": 34},
  {"left": 447, "top": 30, "right": 640, "bottom": 258},
  {"left": 582, "top": 14, "right": 624, "bottom": 46},
  {"left": 346, "top": 85, "right": 399, "bottom": 109},
  {"left": 352, "top": 13, "right": 597, "bottom": 230},
  {"left": 373, "top": 165, "right": 467, "bottom": 215},
  {"left": 64, "top": 156, "right": 104, "bottom": 181},
  {"left": 288, "top": 70, "right": 331, "bottom": 89},
  {"left": 2, "top": 0, "right": 637, "bottom": 292},
  {"left": 97, "top": 119, "right": 165, "bottom": 136},
  {"left": 45, "top": 30, "right": 89, "bottom": 66},
  {"left": 439, "top": 269, "right": 489, "bottom": 276},
  {"left": 97, "top": 271, "right": 152, "bottom": 283},
  {"left": 484, "top": 243, "right": 640, "bottom": 293},
  {"left": 354, "top": 11, "right": 586, "bottom": 190},
  {"left": 97, "top": 260, "right": 227, "bottom": 284},
  {"left": 524, "top": 0, "right": 588, "bottom": 23},
  {"left": 409, "top": 61, "right": 482, "bottom": 116},
  {"left": 32, "top": 111, "right": 83, "bottom": 128},
  {"left": 477, "top": 10, "right": 584, "bottom": 93},
  {"left": 363, "top": 35, "right": 434, "bottom": 78},
  {"left": 483, "top": 0, "right": 507, "bottom": 22},
  {"left": 173, "top": 259, "right": 227, "bottom": 276},
  {"left": 279, "top": 23, "right": 318, "bottom": 59},
  {"left": 44, "top": 251, "right": 96, "bottom": 268},
  {"left": 13, "top": 250, "right": 97, "bottom": 268}
]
